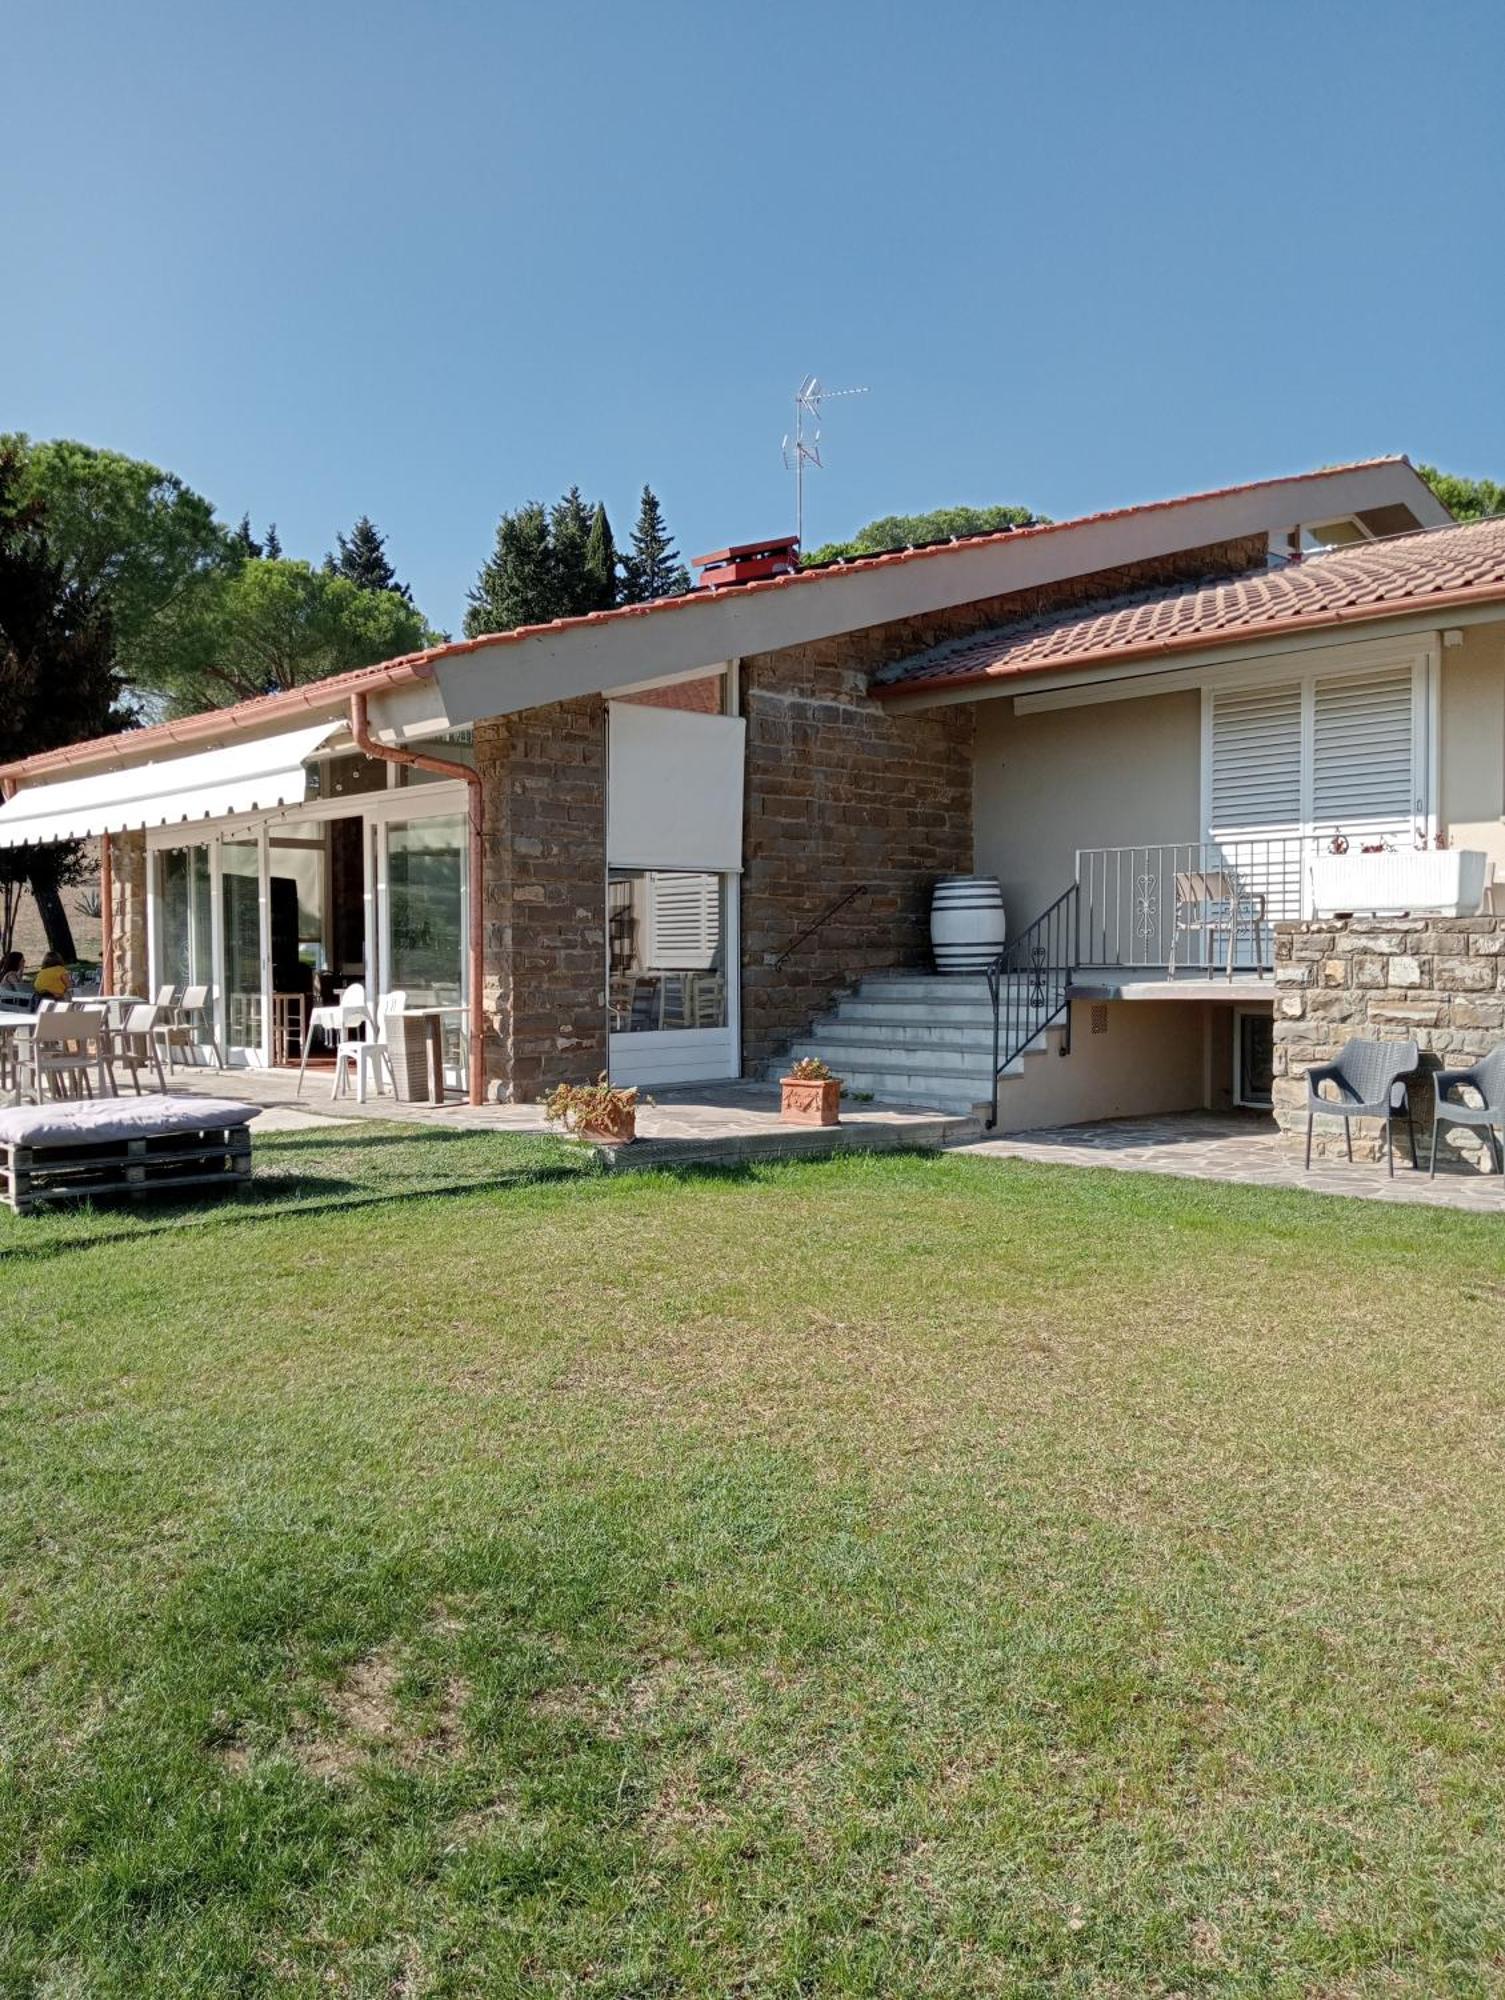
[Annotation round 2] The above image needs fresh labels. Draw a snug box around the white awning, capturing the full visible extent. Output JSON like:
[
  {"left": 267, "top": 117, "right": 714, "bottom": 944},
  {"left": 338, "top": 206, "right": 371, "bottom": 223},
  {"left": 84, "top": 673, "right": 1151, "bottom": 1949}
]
[{"left": 0, "top": 720, "right": 345, "bottom": 849}]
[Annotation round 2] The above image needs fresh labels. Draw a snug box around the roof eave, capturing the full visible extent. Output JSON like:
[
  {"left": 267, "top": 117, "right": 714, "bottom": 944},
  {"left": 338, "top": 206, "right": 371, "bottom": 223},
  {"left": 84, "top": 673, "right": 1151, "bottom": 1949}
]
[{"left": 872, "top": 577, "right": 1505, "bottom": 703}]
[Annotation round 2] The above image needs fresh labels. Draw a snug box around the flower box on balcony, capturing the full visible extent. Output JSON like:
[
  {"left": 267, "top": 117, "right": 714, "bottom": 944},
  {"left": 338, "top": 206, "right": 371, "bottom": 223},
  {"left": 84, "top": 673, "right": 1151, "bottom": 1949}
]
[{"left": 1309, "top": 849, "right": 1490, "bottom": 919}]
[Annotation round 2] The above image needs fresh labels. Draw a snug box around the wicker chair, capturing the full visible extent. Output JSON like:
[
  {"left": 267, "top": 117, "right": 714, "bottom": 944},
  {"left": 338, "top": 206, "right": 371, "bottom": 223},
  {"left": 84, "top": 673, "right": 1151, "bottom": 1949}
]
[
  {"left": 1429, "top": 1044, "right": 1505, "bottom": 1177},
  {"left": 1305, "top": 1037, "right": 1420, "bottom": 1177}
]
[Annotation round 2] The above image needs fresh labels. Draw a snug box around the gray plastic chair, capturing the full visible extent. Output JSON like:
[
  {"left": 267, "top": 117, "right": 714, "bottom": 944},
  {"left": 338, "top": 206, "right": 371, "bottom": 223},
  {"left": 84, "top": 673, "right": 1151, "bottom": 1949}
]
[
  {"left": 1430, "top": 1044, "right": 1505, "bottom": 1177},
  {"left": 1305, "top": 1037, "right": 1419, "bottom": 1177}
]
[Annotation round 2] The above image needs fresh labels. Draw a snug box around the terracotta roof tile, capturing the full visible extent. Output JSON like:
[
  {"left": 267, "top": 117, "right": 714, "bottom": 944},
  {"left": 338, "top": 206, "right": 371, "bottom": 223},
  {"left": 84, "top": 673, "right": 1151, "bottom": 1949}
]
[
  {"left": 874, "top": 516, "right": 1505, "bottom": 696},
  {"left": 0, "top": 456, "right": 1429, "bottom": 780}
]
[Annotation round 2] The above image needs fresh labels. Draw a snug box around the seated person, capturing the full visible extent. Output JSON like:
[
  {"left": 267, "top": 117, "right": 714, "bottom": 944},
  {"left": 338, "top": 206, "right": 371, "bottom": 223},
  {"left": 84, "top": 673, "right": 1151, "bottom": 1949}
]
[
  {"left": 32, "top": 951, "right": 73, "bottom": 1002},
  {"left": 0, "top": 950, "right": 26, "bottom": 994}
]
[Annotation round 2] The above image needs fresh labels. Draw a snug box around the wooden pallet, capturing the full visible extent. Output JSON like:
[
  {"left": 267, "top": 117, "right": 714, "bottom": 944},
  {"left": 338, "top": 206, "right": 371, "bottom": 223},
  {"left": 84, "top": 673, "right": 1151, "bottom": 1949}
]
[{"left": 1, "top": 1124, "right": 252, "bottom": 1216}]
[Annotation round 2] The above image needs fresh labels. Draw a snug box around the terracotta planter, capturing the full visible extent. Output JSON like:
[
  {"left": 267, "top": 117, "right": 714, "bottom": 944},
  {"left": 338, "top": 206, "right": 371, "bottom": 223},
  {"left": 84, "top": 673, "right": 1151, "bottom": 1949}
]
[
  {"left": 781, "top": 1077, "right": 841, "bottom": 1126},
  {"left": 580, "top": 1103, "right": 636, "bottom": 1146}
]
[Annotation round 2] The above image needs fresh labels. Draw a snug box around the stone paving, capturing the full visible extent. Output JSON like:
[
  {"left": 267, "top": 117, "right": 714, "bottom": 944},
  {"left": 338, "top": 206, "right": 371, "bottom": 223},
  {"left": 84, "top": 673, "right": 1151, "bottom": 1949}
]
[
  {"left": 160, "top": 1066, "right": 980, "bottom": 1164},
  {"left": 960, "top": 1111, "right": 1505, "bottom": 1213}
]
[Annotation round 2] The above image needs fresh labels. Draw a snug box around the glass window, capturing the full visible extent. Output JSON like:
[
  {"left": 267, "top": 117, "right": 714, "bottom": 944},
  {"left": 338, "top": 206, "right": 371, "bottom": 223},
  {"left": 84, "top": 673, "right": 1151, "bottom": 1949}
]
[
  {"left": 156, "top": 844, "right": 212, "bottom": 992},
  {"left": 221, "top": 837, "right": 263, "bottom": 1055},
  {"left": 387, "top": 815, "right": 464, "bottom": 1005},
  {"left": 309, "top": 751, "right": 390, "bottom": 800},
  {"left": 400, "top": 730, "right": 477, "bottom": 786},
  {"left": 268, "top": 822, "right": 328, "bottom": 980},
  {"left": 608, "top": 869, "right": 727, "bottom": 1032}
]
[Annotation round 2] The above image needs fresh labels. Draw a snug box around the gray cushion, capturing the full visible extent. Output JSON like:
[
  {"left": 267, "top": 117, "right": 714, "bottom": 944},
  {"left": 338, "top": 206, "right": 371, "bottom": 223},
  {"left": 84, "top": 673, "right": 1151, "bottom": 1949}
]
[{"left": 0, "top": 1096, "right": 260, "bottom": 1148}]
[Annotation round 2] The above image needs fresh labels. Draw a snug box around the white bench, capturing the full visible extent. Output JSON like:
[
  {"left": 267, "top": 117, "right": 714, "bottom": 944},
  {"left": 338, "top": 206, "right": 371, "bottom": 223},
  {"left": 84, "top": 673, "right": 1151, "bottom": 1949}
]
[{"left": 0, "top": 1097, "right": 261, "bottom": 1216}]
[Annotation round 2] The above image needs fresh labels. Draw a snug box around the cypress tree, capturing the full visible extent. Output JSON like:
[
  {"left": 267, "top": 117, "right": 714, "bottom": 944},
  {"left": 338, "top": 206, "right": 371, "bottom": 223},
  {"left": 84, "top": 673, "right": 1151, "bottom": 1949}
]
[
  {"left": 584, "top": 503, "right": 618, "bottom": 611},
  {"left": 620, "top": 486, "right": 690, "bottom": 604}
]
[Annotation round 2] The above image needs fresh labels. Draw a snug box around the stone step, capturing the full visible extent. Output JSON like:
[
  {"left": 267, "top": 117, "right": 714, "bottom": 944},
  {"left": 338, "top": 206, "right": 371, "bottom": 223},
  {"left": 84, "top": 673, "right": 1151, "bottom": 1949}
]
[
  {"left": 837, "top": 998, "right": 1001, "bottom": 1027},
  {"left": 790, "top": 1035, "right": 995, "bottom": 1077},
  {"left": 835, "top": 1073, "right": 991, "bottom": 1116},
  {"left": 803, "top": 1017, "right": 1001, "bottom": 1051},
  {"left": 857, "top": 974, "right": 995, "bottom": 1002}
]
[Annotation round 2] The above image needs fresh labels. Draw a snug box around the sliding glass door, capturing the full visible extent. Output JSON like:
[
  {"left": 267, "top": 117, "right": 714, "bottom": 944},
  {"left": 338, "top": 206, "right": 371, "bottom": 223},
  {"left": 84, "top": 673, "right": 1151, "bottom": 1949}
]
[
  {"left": 148, "top": 786, "right": 470, "bottom": 1065},
  {"left": 221, "top": 836, "right": 265, "bottom": 1058}
]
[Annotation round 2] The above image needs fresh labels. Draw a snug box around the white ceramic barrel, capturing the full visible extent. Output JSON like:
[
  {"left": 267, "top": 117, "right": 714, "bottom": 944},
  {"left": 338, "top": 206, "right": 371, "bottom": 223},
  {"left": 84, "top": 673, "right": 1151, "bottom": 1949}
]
[{"left": 930, "top": 875, "right": 1006, "bottom": 973}]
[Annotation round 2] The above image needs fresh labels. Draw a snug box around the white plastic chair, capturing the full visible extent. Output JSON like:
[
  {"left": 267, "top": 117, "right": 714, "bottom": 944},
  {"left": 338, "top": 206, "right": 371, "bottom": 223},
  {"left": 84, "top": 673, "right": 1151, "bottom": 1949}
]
[{"left": 333, "top": 988, "right": 404, "bottom": 1103}]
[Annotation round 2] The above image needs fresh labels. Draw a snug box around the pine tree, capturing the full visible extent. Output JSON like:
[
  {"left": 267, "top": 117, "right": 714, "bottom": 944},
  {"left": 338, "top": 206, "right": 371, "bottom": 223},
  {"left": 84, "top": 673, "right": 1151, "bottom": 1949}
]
[
  {"left": 329, "top": 515, "right": 411, "bottom": 600},
  {"left": 232, "top": 513, "right": 262, "bottom": 560},
  {"left": 620, "top": 486, "right": 690, "bottom": 604},
  {"left": 584, "top": 503, "right": 618, "bottom": 611},
  {"left": 262, "top": 522, "right": 282, "bottom": 560},
  {"left": 549, "top": 487, "right": 596, "bottom": 618},
  {"left": 463, "top": 502, "right": 558, "bottom": 637}
]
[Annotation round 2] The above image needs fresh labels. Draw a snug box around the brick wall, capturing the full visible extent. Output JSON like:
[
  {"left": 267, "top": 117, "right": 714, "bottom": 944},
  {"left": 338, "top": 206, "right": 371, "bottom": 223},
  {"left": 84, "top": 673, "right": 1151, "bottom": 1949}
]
[
  {"left": 476, "top": 696, "right": 608, "bottom": 1101},
  {"left": 739, "top": 534, "right": 1267, "bottom": 1074},
  {"left": 1273, "top": 916, "right": 1505, "bottom": 1159}
]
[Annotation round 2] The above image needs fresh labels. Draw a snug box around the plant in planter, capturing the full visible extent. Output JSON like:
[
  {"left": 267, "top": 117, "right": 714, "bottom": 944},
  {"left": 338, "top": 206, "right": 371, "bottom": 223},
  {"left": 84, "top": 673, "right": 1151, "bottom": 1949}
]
[
  {"left": 543, "top": 1073, "right": 643, "bottom": 1145},
  {"left": 781, "top": 1055, "right": 842, "bottom": 1126}
]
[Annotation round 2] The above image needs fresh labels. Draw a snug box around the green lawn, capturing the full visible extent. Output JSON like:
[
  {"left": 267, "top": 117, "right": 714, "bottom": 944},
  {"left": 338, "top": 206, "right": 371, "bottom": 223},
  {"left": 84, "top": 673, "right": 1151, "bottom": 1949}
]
[{"left": 4, "top": 1129, "right": 1505, "bottom": 1996}]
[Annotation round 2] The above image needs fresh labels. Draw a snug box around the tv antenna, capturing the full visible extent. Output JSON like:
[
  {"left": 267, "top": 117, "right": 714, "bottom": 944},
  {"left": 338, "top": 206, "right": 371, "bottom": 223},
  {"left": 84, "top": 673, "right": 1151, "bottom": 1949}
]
[{"left": 782, "top": 375, "right": 868, "bottom": 549}]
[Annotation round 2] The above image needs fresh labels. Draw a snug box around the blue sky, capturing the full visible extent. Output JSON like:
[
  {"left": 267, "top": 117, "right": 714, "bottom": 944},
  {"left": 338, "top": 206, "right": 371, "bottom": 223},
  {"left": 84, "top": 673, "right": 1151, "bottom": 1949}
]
[{"left": 5, "top": 1, "right": 1502, "bottom": 631}]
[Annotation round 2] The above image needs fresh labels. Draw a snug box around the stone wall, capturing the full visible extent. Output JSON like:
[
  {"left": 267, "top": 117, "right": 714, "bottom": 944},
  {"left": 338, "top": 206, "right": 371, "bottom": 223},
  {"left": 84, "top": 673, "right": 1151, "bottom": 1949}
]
[
  {"left": 108, "top": 830, "right": 148, "bottom": 997},
  {"left": 476, "top": 696, "right": 608, "bottom": 1102},
  {"left": 1273, "top": 916, "right": 1505, "bottom": 1159},
  {"left": 463, "top": 533, "right": 1272, "bottom": 1095},
  {"left": 738, "top": 655, "right": 974, "bottom": 1075},
  {"left": 739, "top": 534, "right": 1268, "bottom": 1075}
]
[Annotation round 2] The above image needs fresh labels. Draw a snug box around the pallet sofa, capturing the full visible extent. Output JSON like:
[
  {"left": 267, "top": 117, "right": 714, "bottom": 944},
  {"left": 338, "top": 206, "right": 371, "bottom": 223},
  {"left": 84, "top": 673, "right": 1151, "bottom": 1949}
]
[{"left": 0, "top": 1096, "right": 260, "bottom": 1216}]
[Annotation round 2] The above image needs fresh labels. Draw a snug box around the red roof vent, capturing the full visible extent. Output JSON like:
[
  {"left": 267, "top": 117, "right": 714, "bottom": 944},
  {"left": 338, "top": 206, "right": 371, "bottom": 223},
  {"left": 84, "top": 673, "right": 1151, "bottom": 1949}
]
[{"left": 693, "top": 534, "right": 801, "bottom": 590}]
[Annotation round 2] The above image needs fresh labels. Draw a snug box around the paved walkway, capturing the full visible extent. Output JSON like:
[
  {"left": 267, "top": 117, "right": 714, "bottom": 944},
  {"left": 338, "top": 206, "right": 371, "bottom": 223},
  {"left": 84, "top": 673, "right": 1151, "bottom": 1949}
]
[
  {"left": 159, "top": 1067, "right": 981, "bottom": 1164},
  {"left": 960, "top": 1112, "right": 1505, "bottom": 1213}
]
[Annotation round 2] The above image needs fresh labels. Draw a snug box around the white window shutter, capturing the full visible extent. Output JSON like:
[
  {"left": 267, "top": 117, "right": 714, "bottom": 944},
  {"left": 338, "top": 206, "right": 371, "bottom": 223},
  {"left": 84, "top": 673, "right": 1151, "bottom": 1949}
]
[
  {"left": 1311, "top": 665, "right": 1415, "bottom": 844},
  {"left": 1210, "top": 683, "right": 1304, "bottom": 919},
  {"left": 646, "top": 873, "right": 721, "bottom": 970},
  {"left": 1210, "top": 683, "right": 1303, "bottom": 834}
]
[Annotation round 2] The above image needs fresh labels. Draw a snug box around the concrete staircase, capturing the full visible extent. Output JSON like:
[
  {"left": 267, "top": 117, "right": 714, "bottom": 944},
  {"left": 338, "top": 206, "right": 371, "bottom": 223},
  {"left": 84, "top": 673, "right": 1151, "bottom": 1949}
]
[{"left": 783, "top": 971, "right": 1068, "bottom": 1118}]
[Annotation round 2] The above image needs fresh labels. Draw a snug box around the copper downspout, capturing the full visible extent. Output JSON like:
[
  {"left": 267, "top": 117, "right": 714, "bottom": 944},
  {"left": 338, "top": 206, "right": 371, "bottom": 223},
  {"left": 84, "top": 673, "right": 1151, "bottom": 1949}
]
[
  {"left": 348, "top": 694, "right": 486, "bottom": 1106},
  {"left": 99, "top": 832, "right": 114, "bottom": 997}
]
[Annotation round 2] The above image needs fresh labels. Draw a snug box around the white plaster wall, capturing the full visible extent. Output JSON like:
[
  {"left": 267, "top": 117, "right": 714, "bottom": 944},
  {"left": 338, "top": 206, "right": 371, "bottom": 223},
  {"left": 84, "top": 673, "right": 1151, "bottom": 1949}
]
[{"left": 972, "top": 689, "right": 1203, "bottom": 931}]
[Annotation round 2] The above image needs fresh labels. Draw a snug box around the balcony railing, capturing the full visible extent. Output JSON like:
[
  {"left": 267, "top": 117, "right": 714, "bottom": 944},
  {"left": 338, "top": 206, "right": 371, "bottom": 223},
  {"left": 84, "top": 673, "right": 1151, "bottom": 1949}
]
[{"left": 1074, "top": 838, "right": 1309, "bottom": 974}]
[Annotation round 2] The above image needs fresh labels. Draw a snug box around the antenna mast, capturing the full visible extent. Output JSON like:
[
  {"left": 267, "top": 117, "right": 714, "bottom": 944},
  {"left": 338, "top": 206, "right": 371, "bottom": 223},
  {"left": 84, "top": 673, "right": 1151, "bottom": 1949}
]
[{"left": 782, "top": 376, "right": 868, "bottom": 549}]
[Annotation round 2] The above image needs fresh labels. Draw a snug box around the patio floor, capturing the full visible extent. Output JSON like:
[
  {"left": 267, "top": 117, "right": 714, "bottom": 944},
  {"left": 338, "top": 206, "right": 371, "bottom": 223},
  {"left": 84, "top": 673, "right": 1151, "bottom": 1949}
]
[
  {"left": 156, "top": 1065, "right": 984, "bottom": 1166},
  {"left": 960, "top": 1112, "right": 1505, "bottom": 1213}
]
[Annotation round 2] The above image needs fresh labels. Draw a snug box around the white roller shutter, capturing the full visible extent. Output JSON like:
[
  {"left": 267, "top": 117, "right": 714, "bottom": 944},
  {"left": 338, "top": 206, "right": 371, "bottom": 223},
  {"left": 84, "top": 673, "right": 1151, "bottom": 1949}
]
[
  {"left": 1210, "top": 683, "right": 1304, "bottom": 918},
  {"left": 1311, "top": 664, "right": 1416, "bottom": 846},
  {"left": 1210, "top": 683, "right": 1303, "bottom": 835}
]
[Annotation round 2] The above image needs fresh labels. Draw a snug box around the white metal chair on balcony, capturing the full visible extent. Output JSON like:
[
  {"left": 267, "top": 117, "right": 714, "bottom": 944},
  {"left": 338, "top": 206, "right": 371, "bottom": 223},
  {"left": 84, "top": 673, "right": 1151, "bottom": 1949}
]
[
  {"left": 1167, "top": 870, "right": 1268, "bottom": 981},
  {"left": 333, "top": 988, "right": 405, "bottom": 1103}
]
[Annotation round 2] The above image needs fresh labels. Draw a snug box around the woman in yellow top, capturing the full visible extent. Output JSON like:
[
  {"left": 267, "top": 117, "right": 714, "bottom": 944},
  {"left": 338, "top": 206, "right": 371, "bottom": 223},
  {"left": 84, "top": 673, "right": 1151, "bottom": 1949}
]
[{"left": 32, "top": 952, "right": 73, "bottom": 1001}]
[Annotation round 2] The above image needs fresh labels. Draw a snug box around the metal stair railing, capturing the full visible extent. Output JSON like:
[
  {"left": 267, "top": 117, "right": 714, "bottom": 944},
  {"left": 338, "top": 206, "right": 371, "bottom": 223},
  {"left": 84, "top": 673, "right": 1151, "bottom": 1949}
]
[{"left": 983, "top": 883, "right": 1078, "bottom": 1131}]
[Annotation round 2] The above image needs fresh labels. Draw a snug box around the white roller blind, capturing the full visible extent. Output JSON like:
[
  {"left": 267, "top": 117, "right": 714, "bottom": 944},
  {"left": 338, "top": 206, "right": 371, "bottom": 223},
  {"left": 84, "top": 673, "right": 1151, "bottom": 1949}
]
[
  {"left": 1210, "top": 683, "right": 1303, "bottom": 835},
  {"left": 1312, "top": 664, "right": 1415, "bottom": 842},
  {"left": 607, "top": 703, "right": 745, "bottom": 870}
]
